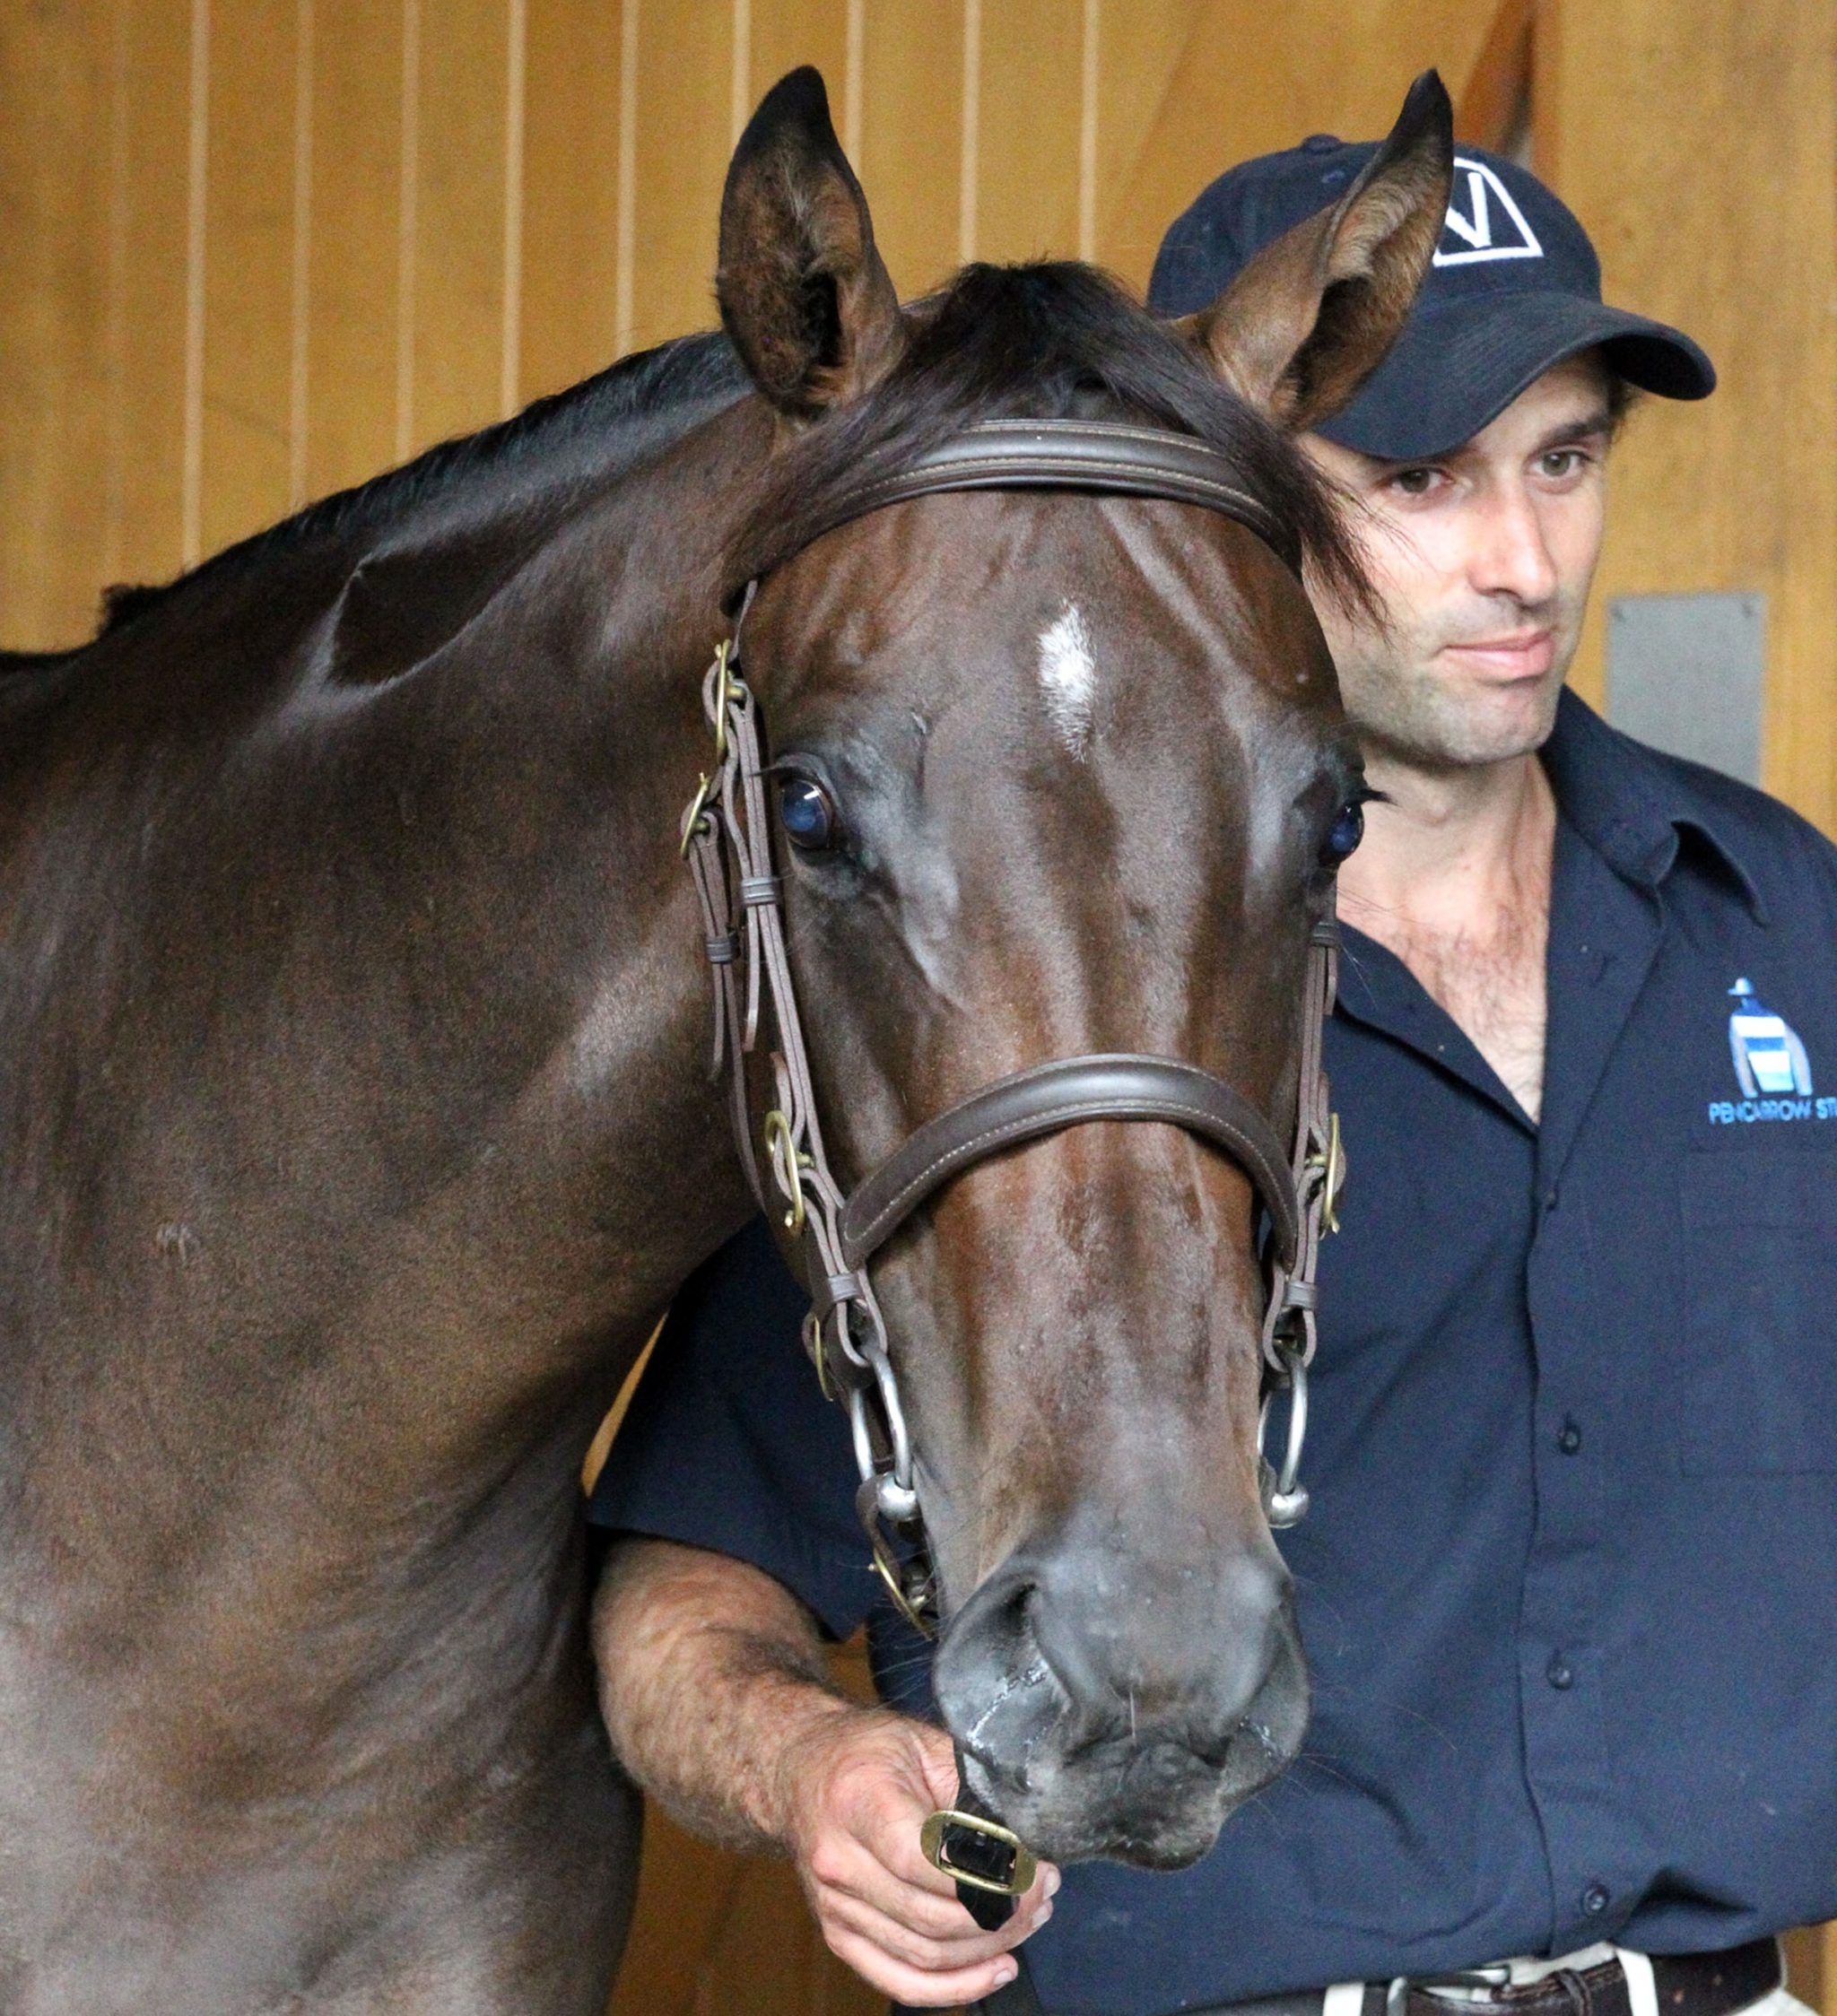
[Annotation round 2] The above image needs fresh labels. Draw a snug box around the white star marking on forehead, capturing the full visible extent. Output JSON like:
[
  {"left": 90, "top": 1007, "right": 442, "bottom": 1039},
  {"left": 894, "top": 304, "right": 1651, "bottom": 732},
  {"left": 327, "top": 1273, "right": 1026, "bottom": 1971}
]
[{"left": 1037, "top": 603, "right": 1096, "bottom": 760}]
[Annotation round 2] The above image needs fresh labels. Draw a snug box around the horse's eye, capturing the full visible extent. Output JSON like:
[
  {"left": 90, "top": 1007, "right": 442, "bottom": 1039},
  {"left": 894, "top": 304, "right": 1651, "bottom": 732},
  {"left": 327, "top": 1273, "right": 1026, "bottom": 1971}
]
[
  {"left": 778, "top": 776, "right": 838, "bottom": 852},
  {"left": 1322, "top": 800, "right": 1365, "bottom": 866}
]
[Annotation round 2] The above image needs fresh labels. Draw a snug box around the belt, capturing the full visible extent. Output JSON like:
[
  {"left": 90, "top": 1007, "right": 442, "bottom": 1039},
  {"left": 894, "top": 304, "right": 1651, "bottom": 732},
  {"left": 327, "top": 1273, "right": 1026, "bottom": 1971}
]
[{"left": 972, "top": 1936, "right": 1783, "bottom": 2016}]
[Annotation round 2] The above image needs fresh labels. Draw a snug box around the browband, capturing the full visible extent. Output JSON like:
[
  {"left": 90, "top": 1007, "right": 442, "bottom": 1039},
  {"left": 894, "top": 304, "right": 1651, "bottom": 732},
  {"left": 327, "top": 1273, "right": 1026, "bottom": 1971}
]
[{"left": 788, "top": 418, "right": 1301, "bottom": 578}]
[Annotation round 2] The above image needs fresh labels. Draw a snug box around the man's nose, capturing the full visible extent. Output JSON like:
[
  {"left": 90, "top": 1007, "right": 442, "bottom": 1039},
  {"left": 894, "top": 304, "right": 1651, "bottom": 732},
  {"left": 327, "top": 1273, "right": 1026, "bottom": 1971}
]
[{"left": 1469, "top": 482, "right": 1560, "bottom": 607}]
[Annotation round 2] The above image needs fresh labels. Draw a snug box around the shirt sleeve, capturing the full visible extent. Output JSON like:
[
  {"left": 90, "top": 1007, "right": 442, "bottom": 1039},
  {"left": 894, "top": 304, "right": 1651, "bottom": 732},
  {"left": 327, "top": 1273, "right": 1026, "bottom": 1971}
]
[{"left": 587, "top": 1217, "right": 880, "bottom": 1641}]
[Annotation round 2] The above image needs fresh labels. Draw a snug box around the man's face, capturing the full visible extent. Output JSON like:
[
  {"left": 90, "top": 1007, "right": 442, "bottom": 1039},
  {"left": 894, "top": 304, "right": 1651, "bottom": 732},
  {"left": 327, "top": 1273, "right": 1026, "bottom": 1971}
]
[{"left": 1302, "top": 354, "right": 1614, "bottom": 771}]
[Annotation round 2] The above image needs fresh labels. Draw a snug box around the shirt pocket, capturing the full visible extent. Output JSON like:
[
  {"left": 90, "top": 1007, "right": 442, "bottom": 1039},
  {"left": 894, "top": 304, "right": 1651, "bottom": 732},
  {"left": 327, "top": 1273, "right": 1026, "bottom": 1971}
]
[{"left": 1678, "top": 1150, "right": 1837, "bottom": 1474}]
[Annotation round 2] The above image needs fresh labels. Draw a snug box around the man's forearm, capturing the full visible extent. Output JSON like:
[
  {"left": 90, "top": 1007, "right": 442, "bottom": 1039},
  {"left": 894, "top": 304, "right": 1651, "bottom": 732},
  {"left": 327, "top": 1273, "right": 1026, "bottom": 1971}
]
[{"left": 591, "top": 1536, "right": 862, "bottom": 1855}]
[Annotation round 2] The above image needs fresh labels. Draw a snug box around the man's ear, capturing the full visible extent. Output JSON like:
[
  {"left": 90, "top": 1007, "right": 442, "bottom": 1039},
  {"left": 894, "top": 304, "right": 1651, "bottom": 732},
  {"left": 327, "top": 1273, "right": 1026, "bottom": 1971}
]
[
  {"left": 717, "top": 66, "right": 903, "bottom": 418},
  {"left": 1180, "top": 70, "right": 1454, "bottom": 432}
]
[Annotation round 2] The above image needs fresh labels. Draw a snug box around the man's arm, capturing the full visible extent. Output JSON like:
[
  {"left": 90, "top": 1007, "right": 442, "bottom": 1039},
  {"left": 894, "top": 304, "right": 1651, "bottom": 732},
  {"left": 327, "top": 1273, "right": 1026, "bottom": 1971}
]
[{"left": 593, "top": 1535, "right": 1056, "bottom": 2010}]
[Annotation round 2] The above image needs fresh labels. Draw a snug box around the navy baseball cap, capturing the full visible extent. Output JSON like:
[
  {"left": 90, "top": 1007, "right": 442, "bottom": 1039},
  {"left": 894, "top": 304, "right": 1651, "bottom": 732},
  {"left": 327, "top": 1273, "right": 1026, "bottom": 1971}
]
[{"left": 1149, "top": 133, "right": 1715, "bottom": 458}]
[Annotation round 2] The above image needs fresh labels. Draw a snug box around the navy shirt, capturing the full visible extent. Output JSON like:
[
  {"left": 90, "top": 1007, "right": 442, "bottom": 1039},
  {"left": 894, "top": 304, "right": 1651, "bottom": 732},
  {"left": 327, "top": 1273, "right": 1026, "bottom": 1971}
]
[{"left": 592, "top": 693, "right": 1837, "bottom": 2016}]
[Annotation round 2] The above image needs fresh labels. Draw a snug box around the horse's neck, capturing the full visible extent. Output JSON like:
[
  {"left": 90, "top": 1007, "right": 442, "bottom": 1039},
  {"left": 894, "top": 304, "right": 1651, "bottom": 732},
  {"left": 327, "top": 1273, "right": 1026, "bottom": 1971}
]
[{"left": 0, "top": 400, "right": 766, "bottom": 1586}]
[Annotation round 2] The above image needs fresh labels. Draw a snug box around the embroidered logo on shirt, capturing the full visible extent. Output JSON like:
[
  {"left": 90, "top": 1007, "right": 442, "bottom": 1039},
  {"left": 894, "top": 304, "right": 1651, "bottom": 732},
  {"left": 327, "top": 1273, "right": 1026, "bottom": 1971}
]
[{"left": 1709, "top": 978, "right": 1835, "bottom": 1125}]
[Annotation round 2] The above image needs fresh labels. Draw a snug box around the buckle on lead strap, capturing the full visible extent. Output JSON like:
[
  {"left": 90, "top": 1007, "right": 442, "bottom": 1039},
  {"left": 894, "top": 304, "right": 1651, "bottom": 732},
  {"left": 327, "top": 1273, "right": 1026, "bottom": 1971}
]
[{"left": 919, "top": 1808, "right": 1038, "bottom": 1897}]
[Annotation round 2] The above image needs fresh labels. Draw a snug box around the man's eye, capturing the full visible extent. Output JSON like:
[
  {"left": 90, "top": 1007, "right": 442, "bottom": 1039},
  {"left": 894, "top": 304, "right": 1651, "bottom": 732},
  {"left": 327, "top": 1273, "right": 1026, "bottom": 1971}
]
[
  {"left": 1539, "top": 448, "right": 1587, "bottom": 479},
  {"left": 778, "top": 776, "right": 839, "bottom": 852},
  {"left": 1389, "top": 466, "right": 1441, "bottom": 498}
]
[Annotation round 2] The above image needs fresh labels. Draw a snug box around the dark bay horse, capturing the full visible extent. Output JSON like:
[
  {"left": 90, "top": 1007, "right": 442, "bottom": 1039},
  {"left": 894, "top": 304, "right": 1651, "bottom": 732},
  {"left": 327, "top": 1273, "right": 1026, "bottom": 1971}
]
[{"left": 0, "top": 67, "right": 1449, "bottom": 2012}]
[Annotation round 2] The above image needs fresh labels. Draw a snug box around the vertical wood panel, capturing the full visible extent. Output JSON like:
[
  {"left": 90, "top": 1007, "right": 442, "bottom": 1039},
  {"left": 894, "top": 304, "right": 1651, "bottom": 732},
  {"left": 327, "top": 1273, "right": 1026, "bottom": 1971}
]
[
  {"left": 112, "top": 0, "right": 195, "bottom": 600},
  {"left": 0, "top": 0, "right": 115, "bottom": 647},
  {"left": 519, "top": 0, "right": 624, "bottom": 401},
  {"left": 501, "top": 0, "right": 527, "bottom": 415},
  {"left": 746, "top": 0, "right": 849, "bottom": 143},
  {"left": 410, "top": 0, "right": 509, "bottom": 449},
  {"left": 977, "top": 0, "right": 1084, "bottom": 265},
  {"left": 303, "top": 0, "right": 402, "bottom": 498},
  {"left": 623, "top": 0, "right": 731, "bottom": 355},
  {"left": 288, "top": 0, "right": 314, "bottom": 506},
  {"left": 1544, "top": 0, "right": 1837, "bottom": 831},
  {"left": 179, "top": 0, "right": 207, "bottom": 561},
  {"left": 614, "top": 0, "right": 638, "bottom": 355},
  {"left": 855, "top": 0, "right": 962, "bottom": 299},
  {"left": 1088, "top": 0, "right": 1200, "bottom": 282},
  {"left": 199, "top": 0, "right": 297, "bottom": 558},
  {"left": 1099, "top": 0, "right": 1496, "bottom": 295}
]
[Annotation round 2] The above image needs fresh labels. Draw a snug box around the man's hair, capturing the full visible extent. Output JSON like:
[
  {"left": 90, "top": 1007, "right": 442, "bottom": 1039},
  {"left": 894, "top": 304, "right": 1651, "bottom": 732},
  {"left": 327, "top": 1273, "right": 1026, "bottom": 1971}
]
[{"left": 1605, "top": 371, "right": 1642, "bottom": 440}]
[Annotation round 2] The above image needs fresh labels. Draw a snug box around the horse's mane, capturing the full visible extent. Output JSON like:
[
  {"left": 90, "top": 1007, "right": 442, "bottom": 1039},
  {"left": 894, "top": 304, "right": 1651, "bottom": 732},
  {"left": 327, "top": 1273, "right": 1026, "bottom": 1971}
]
[
  {"left": 730, "top": 261, "right": 1374, "bottom": 618},
  {"left": 0, "top": 331, "right": 747, "bottom": 673}
]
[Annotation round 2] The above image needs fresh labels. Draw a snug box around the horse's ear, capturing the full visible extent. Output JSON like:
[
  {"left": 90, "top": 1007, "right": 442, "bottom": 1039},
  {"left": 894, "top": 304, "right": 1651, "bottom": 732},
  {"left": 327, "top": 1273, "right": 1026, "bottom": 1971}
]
[
  {"left": 718, "top": 67, "right": 902, "bottom": 418},
  {"left": 1180, "top": 71, "right": 1454, "bottom": 433}
]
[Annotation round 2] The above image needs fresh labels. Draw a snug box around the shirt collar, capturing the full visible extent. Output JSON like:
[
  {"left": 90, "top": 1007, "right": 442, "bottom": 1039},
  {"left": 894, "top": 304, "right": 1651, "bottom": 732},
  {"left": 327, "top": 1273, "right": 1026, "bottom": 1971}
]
[{"left": 1540, "top": 689, "right": 1767, "bottom": 922}]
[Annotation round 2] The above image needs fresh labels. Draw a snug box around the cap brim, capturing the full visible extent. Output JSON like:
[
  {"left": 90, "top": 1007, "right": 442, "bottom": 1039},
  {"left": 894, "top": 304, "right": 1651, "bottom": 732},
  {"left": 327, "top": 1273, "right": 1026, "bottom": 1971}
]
[{"left": 1318, "top": 292, "right": 1716, "bottom": 461}]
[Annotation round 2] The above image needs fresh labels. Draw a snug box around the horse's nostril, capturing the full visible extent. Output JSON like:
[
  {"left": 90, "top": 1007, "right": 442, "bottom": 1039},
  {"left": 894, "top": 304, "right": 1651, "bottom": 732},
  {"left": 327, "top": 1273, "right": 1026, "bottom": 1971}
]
[
  {"left": 1207, "top": 1607, "right": 1310, "bottom": 1783},
  {"left": 936, "top": 1542, "right": 1306, "bottom": 1816}
]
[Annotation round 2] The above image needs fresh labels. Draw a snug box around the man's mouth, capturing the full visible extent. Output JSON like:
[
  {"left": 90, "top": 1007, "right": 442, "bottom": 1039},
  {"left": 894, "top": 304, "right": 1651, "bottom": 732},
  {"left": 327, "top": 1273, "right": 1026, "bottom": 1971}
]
[{"left": 1439, "top": 629, "right": 1555, "bottom": 680}]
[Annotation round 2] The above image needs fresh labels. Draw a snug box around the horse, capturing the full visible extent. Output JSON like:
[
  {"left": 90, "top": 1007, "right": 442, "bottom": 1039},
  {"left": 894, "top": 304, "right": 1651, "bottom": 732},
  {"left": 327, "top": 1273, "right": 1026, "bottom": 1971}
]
[{"left": 0, "top": 65, "right": 1450, "bottom": 2013}]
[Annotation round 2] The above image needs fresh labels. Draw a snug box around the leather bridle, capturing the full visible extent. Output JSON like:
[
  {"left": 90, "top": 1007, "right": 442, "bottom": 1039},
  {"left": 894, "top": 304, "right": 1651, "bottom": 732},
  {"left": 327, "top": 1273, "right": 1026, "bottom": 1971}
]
[{"left": 680, "top": 418, "right": 1346, "bottom": 1642}]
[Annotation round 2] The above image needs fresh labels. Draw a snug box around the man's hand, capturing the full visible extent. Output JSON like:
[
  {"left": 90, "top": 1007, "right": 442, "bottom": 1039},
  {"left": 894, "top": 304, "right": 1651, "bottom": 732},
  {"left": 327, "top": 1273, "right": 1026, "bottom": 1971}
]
[
  {"left": 781, "top": 1700, "right": 1058, "bottom": 2008},
  {"left": 593, "top": 1537, "right": 1058, "bottom": 2009}
]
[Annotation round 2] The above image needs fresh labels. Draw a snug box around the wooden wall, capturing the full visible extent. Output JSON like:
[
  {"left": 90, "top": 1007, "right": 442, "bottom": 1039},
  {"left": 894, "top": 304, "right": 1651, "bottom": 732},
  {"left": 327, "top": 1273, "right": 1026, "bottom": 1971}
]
[
  {"left": 1537, "top": 0, "right": 1837, "bottom": 830},
  {"left": 4, "top": 2, "right": 1836, "bottom": 2009},
  {"left": 4, "top": 0, "right": 1833, "bottom": 839}
]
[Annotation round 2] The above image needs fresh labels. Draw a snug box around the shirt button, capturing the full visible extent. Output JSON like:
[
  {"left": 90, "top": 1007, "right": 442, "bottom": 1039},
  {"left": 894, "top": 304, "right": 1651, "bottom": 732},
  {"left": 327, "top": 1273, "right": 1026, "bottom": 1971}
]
[
  {"left": 1558, "top": 1419, "right": 1582, "bottom": 1455},
  {"left": 1582, "top": 1882, "right": 1611, "bottom": 1916},
  {"left": 1547, "top": 1653, "right": 1574, "bottom": 1690},
  {"left": 1301, "top": 133, "right": 1341, "bottom": 153}
]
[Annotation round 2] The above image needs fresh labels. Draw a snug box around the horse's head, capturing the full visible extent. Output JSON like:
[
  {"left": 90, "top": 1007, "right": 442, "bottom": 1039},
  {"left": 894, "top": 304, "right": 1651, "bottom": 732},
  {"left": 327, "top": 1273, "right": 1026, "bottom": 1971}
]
[{"left": 709, "top": 69, "right": 1450, "bottom": 1867}]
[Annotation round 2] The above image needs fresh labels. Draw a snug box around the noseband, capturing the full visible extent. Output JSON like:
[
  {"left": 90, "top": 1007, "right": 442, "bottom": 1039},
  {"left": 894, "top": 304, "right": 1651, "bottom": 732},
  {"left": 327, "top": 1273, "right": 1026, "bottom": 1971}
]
[{"left": 681, "top": 419, "right": 1345, "bottom": 1639}]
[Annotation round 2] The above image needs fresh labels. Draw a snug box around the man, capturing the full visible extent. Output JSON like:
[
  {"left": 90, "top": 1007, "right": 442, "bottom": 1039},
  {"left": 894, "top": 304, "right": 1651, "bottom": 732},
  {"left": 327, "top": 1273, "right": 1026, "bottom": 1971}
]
[{"left": 588, "top": 130, "right": 1837, "bottom": 2016}]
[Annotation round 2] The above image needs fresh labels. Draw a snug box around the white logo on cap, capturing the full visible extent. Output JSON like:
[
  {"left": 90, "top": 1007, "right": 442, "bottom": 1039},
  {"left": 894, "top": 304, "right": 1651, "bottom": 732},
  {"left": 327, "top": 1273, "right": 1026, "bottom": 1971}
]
[{"left": 1432, "top": 157, "right": 1544, "bottom": 267}]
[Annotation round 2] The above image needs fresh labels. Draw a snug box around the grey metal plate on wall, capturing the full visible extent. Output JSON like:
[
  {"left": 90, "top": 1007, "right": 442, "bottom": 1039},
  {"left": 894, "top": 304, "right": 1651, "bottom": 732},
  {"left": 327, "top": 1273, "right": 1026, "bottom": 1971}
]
[{"left": 1605, "top": 592, "right": 1766, "bottom": 786}]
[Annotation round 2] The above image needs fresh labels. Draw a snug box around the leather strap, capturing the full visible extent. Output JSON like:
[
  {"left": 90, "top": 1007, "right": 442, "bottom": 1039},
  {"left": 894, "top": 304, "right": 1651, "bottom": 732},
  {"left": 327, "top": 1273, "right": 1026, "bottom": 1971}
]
[
  {"left": 794, "top": 419, "right": 1298, "bottom": 572},
  {"left": 1260, "top": 916, "right": 1341, "bottom": 1373},
  {"left": 839, "top": 1054, "right": 1299, "bottom": 1272}
]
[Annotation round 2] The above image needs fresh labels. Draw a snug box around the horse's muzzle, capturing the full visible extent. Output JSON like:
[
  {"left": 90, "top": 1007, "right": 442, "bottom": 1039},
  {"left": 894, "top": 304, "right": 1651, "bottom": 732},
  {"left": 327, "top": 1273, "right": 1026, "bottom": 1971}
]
[{"left": 930, "top": 1536, "right": 1310, "bottom": 1866}]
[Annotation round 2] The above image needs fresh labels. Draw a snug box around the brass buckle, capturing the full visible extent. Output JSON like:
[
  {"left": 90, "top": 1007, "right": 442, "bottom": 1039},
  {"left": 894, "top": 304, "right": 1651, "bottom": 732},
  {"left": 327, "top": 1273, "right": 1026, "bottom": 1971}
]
[
  {"left": 762, "top": 1109, "right": 811, "bottom": 1234},
  {"left": 679, "top": 771, "right": 717, "bottom": 858},
  {"left": 1306, "top": 1110, "right": 1345, "bottom": 1234},
  {"left": 802, "top": 1311, "right": 836, "bottom": 1403},
  {"left": 919, "top": 1809, "right": 1038, "bottom": 1897},
  {"left": 707, "top": 639, "right": 745, "bottom": 768}
]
